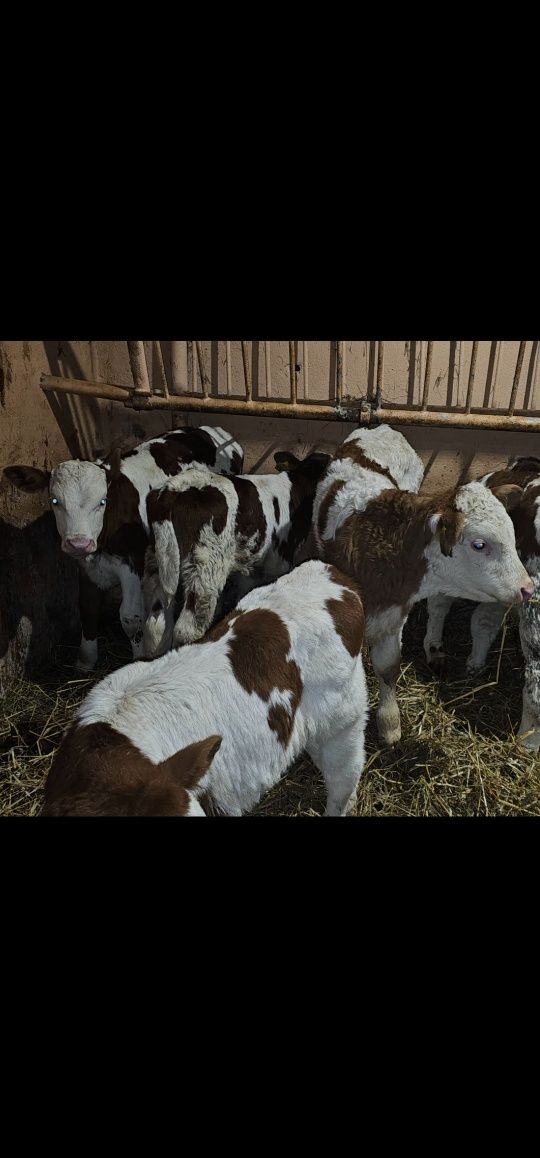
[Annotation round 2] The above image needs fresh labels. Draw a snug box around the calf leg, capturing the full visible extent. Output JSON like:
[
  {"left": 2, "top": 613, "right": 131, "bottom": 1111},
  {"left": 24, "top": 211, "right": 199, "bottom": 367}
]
[
  {"left": 173, "top": 581, "right": 221, "bottom": 645},
  {"left": 308, "top": 717, "right": 366, "bottom": 816},
  {"left": 467, "top": 602, "right": 507, "bottom": 672},
  {"left": 118, "top": 567, "right": 145, "bottom": 659},
  {"left": 370, "top": 630, "right": 403, "bottom": 746},
  {"left": 424, "top": 594, "right": 454, "bottom": 673},
  {"left": 142, "top": 547, "right": 175, "bottom": 658},
  {"left": 76, "top": 570, "right": 102, "bottom": 672}
]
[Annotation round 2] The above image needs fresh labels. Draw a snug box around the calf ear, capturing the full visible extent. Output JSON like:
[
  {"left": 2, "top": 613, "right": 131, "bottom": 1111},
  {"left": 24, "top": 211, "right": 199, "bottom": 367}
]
[
  {"left": 274, "top": 451, "right": 299, "bottom": 472},
  {"left": 161, "top": 735, "right": 222, "bottom": 789},
  {"left": 428, "top": 509, "right": 465, "bottom": 557},
  {"left": 491, "top": 483, "right": 523, "bottom": 512},
  {"left": 3, "top": 465, "right": 51, "bottom": 492}
]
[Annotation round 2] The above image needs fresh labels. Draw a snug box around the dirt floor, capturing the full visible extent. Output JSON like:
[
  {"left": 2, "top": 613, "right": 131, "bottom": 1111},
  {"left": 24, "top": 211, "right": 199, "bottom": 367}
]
[{"left": 2, "top": 600, "right": 540, "bottom": 817}]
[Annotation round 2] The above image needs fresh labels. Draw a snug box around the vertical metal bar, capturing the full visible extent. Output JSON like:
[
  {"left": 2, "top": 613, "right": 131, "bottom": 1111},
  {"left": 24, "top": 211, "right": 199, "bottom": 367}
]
[
  {"left": 89, "top": 341, "right": 100, "bottom": 381},
  {"left": 303, "top": 340, "right": 308, "bottom": 400},
  {"left": 336, "top": 340, "right": 344, "bottom": 403},
  {"left": 171, "top": 341, "right": 187, "bottom": 394},
  {"left": 376, "top": 340, "right": 385, "bottom": 404},
  {"left": 421, "top": 341, "right": 433, "bottom": 410},
  {"left": 127, "top": 341, "right": 151, "bottom": 395},
  {"left": 241, "top": 341, "right": 252, "bottom": 402},
  {"left": 508, "top": 341, "right": 527, "bottom": 415},
  {"left": 265, "top": 340, "right": 271, "bottom": 398},
  {"left": 195, "top": 341, "right": 210, "bottom": 399},
  {"left": 225, "top": 341, "right": 232, "bottom": 397},
  {"left": 153, "top": 340, "right": 169, "bottom": 399},
  {"left": 464, "top": 341, "right": 478, "bottom": 413},
  {"left": 289, "top": 340, "right": 298, "bottom": 404}
]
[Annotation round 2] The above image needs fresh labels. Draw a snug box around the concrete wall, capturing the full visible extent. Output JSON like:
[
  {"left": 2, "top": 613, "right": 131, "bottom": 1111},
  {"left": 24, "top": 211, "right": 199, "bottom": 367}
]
[{"left": 2, "top": 340, "right": 540, "bottom": 686}]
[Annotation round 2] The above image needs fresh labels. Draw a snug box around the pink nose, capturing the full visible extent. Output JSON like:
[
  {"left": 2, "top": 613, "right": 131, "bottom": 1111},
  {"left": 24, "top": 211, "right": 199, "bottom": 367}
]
[
  {"left": 521, "top": 580, "right": 535, "bottom": 602},
  {"left": 65, "top": 537, "right": 95, "bottom": 556}
]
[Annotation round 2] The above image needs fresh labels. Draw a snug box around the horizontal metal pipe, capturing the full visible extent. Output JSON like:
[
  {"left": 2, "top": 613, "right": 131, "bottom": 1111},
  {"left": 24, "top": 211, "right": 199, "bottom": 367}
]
[
  {"left": 41, "top": 376, "right": 134, "bottom": 402},
  {"left": 41, "top": 374, "right": 540, "bottom": 431}
]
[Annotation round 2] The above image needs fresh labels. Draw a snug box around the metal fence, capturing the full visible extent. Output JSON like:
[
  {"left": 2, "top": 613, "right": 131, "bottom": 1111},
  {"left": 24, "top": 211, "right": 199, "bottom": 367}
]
[{"left": 40, "top": 340, "right": 540, "bottom": 432}]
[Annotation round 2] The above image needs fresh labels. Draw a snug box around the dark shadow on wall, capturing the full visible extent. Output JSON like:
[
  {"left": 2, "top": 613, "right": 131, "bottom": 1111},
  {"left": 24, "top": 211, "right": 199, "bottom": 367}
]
[
  {"left": 0, "top": 512, "right": 79, "bottom": 688},
  {"left": 483, "top": 341, "right": 499, "bottom": 408},
  {"left": 43, "top": 341, "right": 103, "bottom": 461}
]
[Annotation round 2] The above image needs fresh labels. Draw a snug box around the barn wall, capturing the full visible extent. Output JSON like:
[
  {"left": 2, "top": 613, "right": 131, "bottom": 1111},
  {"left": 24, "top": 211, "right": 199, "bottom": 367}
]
[{"left": 2, "top": 340, "right": 540, "bottom": 687}]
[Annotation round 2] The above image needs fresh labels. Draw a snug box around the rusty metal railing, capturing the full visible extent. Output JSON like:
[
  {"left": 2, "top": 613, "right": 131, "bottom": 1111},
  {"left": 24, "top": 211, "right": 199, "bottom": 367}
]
[{"left": 40, "top": 340, "right": 540, "bottom": 432}]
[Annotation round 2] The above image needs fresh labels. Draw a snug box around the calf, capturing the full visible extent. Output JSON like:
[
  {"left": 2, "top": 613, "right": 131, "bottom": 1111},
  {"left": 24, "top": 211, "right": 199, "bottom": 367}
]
[
  {"left": 143, "top": 450, "right": 330, "bottom": 656},
  {"left": 424, "top": 456, "right": 540, "bottom": 751},
  {"left": 42, "top": 561, "right": 368, "bottom": 817},
  {"left": 3, "top": 425, "right": 244, "bottom": 671},
  {"left": 314, "top": 426, "right": 534, "bottom": 746}
]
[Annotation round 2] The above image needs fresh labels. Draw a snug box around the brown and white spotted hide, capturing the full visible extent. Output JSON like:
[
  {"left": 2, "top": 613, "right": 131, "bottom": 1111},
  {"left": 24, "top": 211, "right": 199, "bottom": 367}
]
[
  {"left": 3, "top": 425, "right": 244, "bottom": 672},
  {"left": 43, "top": 561, "right": 368, "bottom": 817},
  {"left": 143, "top": 450, "right": 331, "bottom": 656}
]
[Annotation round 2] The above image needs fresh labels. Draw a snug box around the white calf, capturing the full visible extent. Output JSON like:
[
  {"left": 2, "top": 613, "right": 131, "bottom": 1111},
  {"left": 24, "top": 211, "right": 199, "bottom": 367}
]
[{"left": 43, "top": 561, "right": 368, "bottom": 817}]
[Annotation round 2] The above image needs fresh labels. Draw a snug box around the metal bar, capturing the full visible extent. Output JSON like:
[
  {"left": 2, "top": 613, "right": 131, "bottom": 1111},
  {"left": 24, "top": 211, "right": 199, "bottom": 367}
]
[
  {"left": 464, "top": 341, "right": 478, "bottom": 413},
  {"left": 303, "top": 340, "right": 308, "bottom": 399},
  {"left": 289, "top": 340, "right": 298, "bottom": 404},
  {"left": 127, "top": 341, "right": 151, "bottom": 395},
  {"left": 421, "top": 341, "right": 433, "bottom": 409},
  {"left": 153, "top": 340, "right": 169, "bottom": 399},
  {"left": 226, "top": 341, "right": 232, "bottom": 397},
  {"left": 171, "top": 341, "right": 187, "bottom": 394},
  {"left": 89, "top": 341, "right": 100, "bottom": 381},
  {"left": 195, "top": 341, "right": 210, "bottom": 399},
  {"left": 508, "top": 341, "right": 527, "bottom": 416},
  {"left": 41, "top": 376, "right": 134, "bottom": 403},
  {"left": 265, "top": 340, "right": 271, "bottom": 398},
  {"left": 376, "top": 340, "right": 384, "bottom": 400},
  {"left": 336, "top": 341, "right": 344, "bottom": 403},
  {"left": 241, "top": 342, "right": 252, "bottom": 401}
]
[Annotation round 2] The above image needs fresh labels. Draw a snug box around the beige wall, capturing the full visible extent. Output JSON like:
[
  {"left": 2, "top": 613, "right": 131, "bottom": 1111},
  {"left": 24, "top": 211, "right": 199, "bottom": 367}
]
[{"left": 2, "top": 339, "right": 540, "bottom": 683}]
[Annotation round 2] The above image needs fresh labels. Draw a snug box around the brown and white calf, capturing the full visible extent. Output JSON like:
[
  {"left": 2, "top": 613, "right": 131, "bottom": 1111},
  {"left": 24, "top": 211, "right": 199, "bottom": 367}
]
[
  {"left": 143, "top": 450, "right": 330, "bottom": 656},
  {"left": 424, "top": 456, "right": 540, "bottom": 751},
  {"left": 42, "top": 561, "right": 369, "bottom": 817},
  {"left": 3, "top": 426, "right": 244, "bottom": 672},
  {"left": 313, "top": 425, "right": 534, "bottom": 746}
]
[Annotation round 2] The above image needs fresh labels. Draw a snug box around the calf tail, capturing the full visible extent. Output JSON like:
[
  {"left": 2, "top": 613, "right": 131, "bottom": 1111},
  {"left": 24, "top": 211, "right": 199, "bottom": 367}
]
[{"left": 153, "top": 520, "right": 181, "bottom": 603}]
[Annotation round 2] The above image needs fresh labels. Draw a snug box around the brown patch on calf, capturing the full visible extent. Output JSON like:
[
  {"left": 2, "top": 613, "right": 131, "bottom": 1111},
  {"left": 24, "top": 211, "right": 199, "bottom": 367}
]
[
  {"left": 147, "top": 484, "right": 228, "bottom": 563},
  {"left": 231, "top": 477, "right": 266, "bottom": 552},
  {"left": 333, "top": 441, "right": 398, "bottom": 487},
  {"left": 43, "top": 722, "right": 220, "bottom": 817},
  {"left": 511, "top": 483, "right": 540, "bottom": 561},
  {"left": 317, "top": 479, "right": 346, "bottom": 541},
  {"left": 271, "top": 452, "right": 331, "bottom": 565},
  {"left": 226, "top": 609, "right": 303, "bottom": 746},
  {"left": 437, "top": 507, "right": 466, "bottom": 557},
  {"left": 230, "top": 449, "right": 244, "bottom": 476},
  {"left": 325, "top": 587, "right": 365, "bottom": 656},
  {"left": 149, "top": 428, "right": 219, "bottom": 475},
  {"left": 273, "top": 496, "right": 280, "bottom": 522},
  {"left": 202, "top": 608, "right": 243, "bottom": 642},
  {"left": 100, "top": 472, "right": 147, "bottom": 575},
  {"left": 324, "top": 488, "right": 462, "bottom": 617}
]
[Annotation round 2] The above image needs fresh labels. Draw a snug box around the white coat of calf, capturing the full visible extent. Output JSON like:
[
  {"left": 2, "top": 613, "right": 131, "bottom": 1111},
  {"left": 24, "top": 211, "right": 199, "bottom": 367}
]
[
  {"left": 313, "top": 423, "right": 425, "bottom": 554},
  {"left": 314, "top": 427, "right": 534, "bottom": 746},
  {"left": 42, "top": 561, "right": 369, "bottom": 817},
  {"left": 424, "top": 458, "right": 540, "bottom": 751},
  {"left": 3, "top": 425, "right": 244, "bottom": 672},
  {"left": 143, "top": 450, "right": 330, "bottom": 656}
]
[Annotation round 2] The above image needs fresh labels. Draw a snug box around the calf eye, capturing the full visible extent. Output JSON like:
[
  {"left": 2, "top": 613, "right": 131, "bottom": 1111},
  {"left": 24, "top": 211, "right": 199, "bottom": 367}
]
[
  {"left": 472, "top": 540, "right": 486, "bottom": 551},
  {"left": 51, "top": 498, "right": 59, "bottom": 506},
  {"left": 100, "top": 498, "right": 107, "bottom": 506}
]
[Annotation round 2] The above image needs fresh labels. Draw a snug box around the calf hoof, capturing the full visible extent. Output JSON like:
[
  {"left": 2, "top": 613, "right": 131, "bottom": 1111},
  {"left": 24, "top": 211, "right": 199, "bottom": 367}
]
[
  {"left": 466, "top": 658, "right": 485, "bottom": 675},
  {"left": 517, "top": 731, "right": 540, "bottom": 753},
  {"left": 428, "top": 649, "right": 446, "bottom": 676},
  {"left": 75, "top": 657, "right": 96, "bottom": 674}
]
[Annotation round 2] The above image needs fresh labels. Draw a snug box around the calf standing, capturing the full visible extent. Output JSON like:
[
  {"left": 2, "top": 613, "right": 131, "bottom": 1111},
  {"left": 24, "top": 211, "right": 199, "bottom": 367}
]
[
  {"left": 143, "top": 450, "right": 330, "bottom": 656},
  {"left": 3, "top": 425, "right": 243, "bottom": 671},
  {"left": 424, "top": 457, "right": 540, "bottom": 751},
  {"left": 314, "top": 426, "right": 534, "bottom": 746},
  {"left": 42, "top": 561, "right": 368, "bottom": 817}
]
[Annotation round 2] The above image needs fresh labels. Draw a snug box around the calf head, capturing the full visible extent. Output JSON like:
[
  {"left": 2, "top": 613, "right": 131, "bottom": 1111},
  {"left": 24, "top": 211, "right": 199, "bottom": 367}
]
[
  {"left": 274, "top": 450, "right": 331, "bottom": 480},
  {"left": 428, "top": 481, "right": 533, "bottom": 605},
  {"left": 43, "top": 723, "right": 222, "bottom": 816},
  {"left": 4, "top": 459, "right": 112, "bottom": 557}
]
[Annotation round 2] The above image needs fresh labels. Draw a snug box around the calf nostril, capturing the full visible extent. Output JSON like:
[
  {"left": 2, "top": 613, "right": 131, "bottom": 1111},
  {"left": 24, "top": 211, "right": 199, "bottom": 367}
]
[{"left": 521, "top": 585, "right": 534, "bottom": 602}]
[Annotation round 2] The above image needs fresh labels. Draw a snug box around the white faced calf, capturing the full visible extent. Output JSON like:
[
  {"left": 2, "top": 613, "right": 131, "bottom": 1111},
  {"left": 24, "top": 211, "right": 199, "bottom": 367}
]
[
  {"left": 143, "top": 451, "right": 330, "bottom": 657},
  {"left": 315, "top": 428, "right": 533, "bottom": 746},
  {"left": 3, "top": 425, "right": 244, "bottom": 672},
  {"left": 424, "top": 458, "right": 540, "bottom": 752},
  {"left": 42, "top": 561, "right": 368, "bottom": 817}
]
